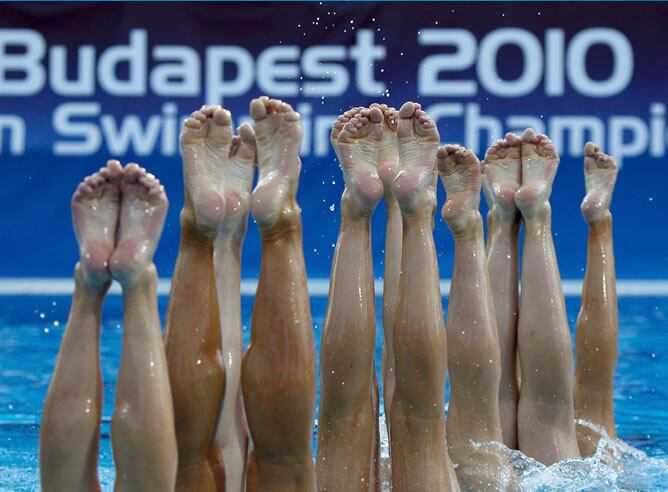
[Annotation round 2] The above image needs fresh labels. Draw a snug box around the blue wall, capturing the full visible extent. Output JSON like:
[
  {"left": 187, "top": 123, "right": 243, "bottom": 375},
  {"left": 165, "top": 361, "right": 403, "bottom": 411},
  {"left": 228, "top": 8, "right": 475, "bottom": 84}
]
[{"left": 1, "top": 2, "right": 667, "bottom": 280}]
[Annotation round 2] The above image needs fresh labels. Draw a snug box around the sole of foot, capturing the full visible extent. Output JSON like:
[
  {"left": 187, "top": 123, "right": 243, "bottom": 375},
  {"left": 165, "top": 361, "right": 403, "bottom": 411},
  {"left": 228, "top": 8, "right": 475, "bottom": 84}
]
[
  {"left": 437, "top": 145, "right": 482, "bottom": 236},
  {"left": 514, "top": 128, "right": 559, "bottom": 218},
  {"left": 369, "top": 103, "right": 400, "bottom": 196},
  {"left": 482, "top": 133, "right": 522, "bottom": 220},
  {"left": 249, "top": 96, "right": 303, "bottom": 234},
  {"left": 581, "top": 142, "right": 618, "bottom": 224},
  {"left": 180, "top": 105, "right": 255, "bottom": 240},
  {"left": 334, "top": 106, "right": 385, "bottom": 215},
  {"left": 71, "top": 159, "right": 123, "bottom": 288},
  {"left": 109, "top": 164, "right": 168, "bottom": 288},
  {"left": 392, "top": 102, "right": 440, "bottom": 217}
]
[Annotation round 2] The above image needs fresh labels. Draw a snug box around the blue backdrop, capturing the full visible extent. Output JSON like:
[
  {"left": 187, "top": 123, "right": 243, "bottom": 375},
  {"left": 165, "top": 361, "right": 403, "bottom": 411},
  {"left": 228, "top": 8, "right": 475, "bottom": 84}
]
[{"left": 1, "top": 2, "right": 667, "bottom": 281}]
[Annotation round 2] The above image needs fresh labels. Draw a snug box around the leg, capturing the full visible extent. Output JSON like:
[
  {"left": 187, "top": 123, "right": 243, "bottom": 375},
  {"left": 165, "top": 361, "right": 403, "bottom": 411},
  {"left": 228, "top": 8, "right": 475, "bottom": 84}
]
[
  {"left": 110, "top": 166, "right": 176, "bottom": 490},
  {"left": 482, "top": 134, "right": 522, "bottom": 449},
  {"left": 389, "top": 102, "right": 459, "bottom": 491},
  {"left": 209, "top": 111, "right": 257, "bottom": 492},
  {"left": 515, "top": 129, "right": 579, "bottom": 464},
  {"left": 438, "top": 146, "right": 513, "bottom": 490},
  {"left": 242, "top": 97, "right": 316, "bottom": 491},
  {"left": 316, "top": 106, "right": 385, "bottom": 489},
  {"left": 164, "top": 107, "right": 234, "bottom": 490},
  {"left": 375, "top": 104, "right": 401, "bottom": 433},
  {"left": 40, "top": 161, "right": 122, "bottom": 492},
  {"left": 574, "top": 143, "right": 619, "bottom": 456}
]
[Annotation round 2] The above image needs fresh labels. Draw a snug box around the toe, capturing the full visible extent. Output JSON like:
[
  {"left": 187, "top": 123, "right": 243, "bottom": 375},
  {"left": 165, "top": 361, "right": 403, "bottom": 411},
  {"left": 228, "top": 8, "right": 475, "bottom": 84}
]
[
  {"left": 368, "top": 106, "right": 384, "bottom": 140},
  {"left": 105, "top": 160, "right": 123, "bottom": 182},
  {"left": 521, "top": 128, "right": 538, "bottom": 143},
  {"left": 584, "top": 141, "right": 600, "bottom": 157},
  {"left": 250, "top": 98, "right": 269, "bottom": 121},
  {"left": 236, "top": 123, "right": 257, "bottom": 161},
  {"left": 209, "top": 107, "right": 233, "bottom": 147},
  {"left": 190, "top": 110, "right": 207, "bottom": 123},
  {"left": 398, "top": 102, "right": 418, "bottom": 139},
  {"left": 338, "top": 119, "right": 359, "bottom": 143},
  {"left": 229, "top": 135, "right": 241, "bottom": 158},
  {"left": 200, "top": 105, "right": 221, "bottom": 118},
  {"left": 284, "top": 110, "right": 300, "bottom": 122},
  {"left": 436, "top": 146, "right": 451, "bottom": 174},
  {"left": 124, "top": 163, "right": 142, "bottom": 183},
  {"left": 399, "top": 101, "right": 417, "bottom": 119},
  {"left": 505, "top": 132, "right": 522, "bottom": 146}
]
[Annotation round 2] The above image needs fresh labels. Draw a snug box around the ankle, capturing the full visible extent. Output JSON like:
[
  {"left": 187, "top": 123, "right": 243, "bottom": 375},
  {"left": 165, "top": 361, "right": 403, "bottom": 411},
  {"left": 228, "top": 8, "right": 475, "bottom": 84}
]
[
  {"left": 116, "top": 263, "right": 157, "bottom": 291},
  {"left": 449, "top": 211, "right": 484, "bottom": 241},
  {"left": 341, "top": 191, "right": 374, "bottom": 223},
  {"left": 74, "top": 263, "right": 111, "bottom": 295},
  {"left": 583, "top": 209, "right": 612, "bottom": 227},
  {"left": 519, "top": 201, "right": 551, "bottom": 224},
  {"left": 180, "top": 206, "right": 217, "bottom": 244},
  {"left": 257, "top": 200, "right": 302, "bottom": 240},
  {"left": 491, "top": 206, "right": 521, "bottom": 226}
]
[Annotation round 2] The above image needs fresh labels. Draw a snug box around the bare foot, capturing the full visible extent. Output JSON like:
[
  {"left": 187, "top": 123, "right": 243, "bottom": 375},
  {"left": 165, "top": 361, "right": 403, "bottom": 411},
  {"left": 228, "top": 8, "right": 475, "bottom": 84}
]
[
  {"left": 249, "top": 97, "right": 303, "bottom": 234},
  {"left": 392, "top": 102, "right": 440, "bottom": 217},
  {"left": 483, "top": 133, "right": 522, "bottom": 221},
  {"left": 514, "top": 129, "right": 559, "bottom": 218},
  {"left": 581, "top": 142, "right": 618, "bottom": 224},
  {"left": 371, "top": 103, "right": 400, "bottom": 201},
  {"left": 71, "top": 160, "right": 123, "bottom": 287},
  {"left": 332, "top": 106, "right": 385, "bottom": 216},
  {"left": 180, "top": 106, "right": 255, "bottom": 239},
  {"left": 437, "top": 145, "right": 482, "bottom": 237},
  {"left": 109, "top": 164, "right": 168, "bottom": 288}
]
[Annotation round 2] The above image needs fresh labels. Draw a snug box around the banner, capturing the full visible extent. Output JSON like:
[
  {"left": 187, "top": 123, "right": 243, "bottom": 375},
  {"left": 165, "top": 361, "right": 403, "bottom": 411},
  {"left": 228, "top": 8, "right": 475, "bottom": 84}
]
[{"left": 1, "top": 2, "right": 666, "bottom": 280}]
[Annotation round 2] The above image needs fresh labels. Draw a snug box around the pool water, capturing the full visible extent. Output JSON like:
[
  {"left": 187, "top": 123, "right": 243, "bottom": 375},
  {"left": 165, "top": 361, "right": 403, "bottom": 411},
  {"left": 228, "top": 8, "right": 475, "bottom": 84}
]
[{"left": 1, "top": 294, "right": 667, "bottom": 491}]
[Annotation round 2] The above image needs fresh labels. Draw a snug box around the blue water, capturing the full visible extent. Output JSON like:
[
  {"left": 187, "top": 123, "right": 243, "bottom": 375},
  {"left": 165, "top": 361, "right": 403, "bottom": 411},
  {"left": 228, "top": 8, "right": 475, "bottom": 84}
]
[{"left": 1, "top": 294, "right": 667, "bottom": 491}]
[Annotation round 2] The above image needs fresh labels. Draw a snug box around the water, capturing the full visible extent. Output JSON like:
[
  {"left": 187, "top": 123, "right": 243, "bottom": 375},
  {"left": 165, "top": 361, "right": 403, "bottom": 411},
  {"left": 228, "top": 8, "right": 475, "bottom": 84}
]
[{"left": 1, "top": 295, "right": 667, "bottom": 491}]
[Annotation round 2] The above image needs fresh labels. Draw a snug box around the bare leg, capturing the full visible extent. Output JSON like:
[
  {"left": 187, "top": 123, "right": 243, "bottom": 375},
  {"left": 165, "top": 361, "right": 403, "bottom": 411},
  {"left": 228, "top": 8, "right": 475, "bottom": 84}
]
[
  {"left": 110, "top": 165, "right": 176, "bottom": 491},
  {"left": 515, "top": 129, "right": 579, "bottom": 464},
  {"left": 482, "top": 134, "right": 522, "bottom": 449},
  {"left": 40, "top": 161, "right": 122, "bottom": 492},
  {"left": 375, "top": 104, "right": 401, "bottom": 433},
  {"left": 574, "top": 143, "right": 619, "bottom": 456},
  {"left": 389, "top": 102, "right": 459, "bottom": 491},
  {"left": 165, "top": 107, "right": 233, "bottom": 491},
  {"left": 438, "top": 146, "right": 513, "bottom": 489},
  {"left": 316, "top": 106, "right": 385, "bottom": 489},
  {"left": 242, "top": 97, "right": 316, "bottom": 491},
  {"left": 208, "top": 111, "right": 257, "bottom": 492}
]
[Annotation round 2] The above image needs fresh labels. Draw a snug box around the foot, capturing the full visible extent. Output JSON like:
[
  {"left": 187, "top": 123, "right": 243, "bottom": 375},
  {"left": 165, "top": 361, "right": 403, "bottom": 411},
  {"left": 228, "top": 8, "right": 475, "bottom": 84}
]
[
  {"left": 180, "top": 105, "right": 256, "bottom": 240},
  {"left": 482, "top": 133, "right": 522, "bottom": 221},
  {"left": 437, "top": 145, "right": 482, "bottom": 237},
  {"left": 249, "top": 97, "right": 303, "bottom": 234},
  {"left": 391, "top": 102, "right": 440, "bottom": 217},
  {"left": 71, "top": 160, "right": 123, "bottom": 287},
  {"left": 332, "top": 106, "right": 385, "bottom": 216},
  {"left": 109, "top": 164, "right": 168, "bottom": 288},
  {"left": 514, "top": 128, "right": 559, "bottom": 219},
  {"left": 371, "top": 103, "right": 400, "bottom": 201},
  {"left": 581, "top": 142, "right": 618, "bottom": 224}
]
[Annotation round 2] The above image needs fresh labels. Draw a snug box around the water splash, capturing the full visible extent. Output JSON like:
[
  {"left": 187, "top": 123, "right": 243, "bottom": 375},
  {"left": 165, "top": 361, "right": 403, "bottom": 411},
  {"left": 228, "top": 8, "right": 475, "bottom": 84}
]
[{"left": 377, "top": 416, "right": 668, "bottom": 491}]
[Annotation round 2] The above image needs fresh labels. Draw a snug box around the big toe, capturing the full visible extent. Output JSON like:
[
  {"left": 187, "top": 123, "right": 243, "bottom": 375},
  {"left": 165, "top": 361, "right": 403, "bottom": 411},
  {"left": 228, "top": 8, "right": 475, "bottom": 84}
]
[
  {"left": 209, "top": 107, "right": 233, "bottom": 146},
  {"left": 250, "top": 97, "right": 270, "bottom": 121}
]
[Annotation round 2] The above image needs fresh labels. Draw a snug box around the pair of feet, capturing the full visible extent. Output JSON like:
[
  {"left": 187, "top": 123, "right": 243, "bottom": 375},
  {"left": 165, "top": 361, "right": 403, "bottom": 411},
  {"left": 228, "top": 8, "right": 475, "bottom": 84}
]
[
  {"left": 440, "top": 129, "right": 562, "bottom": 237},
  {"left": 179, "top": 97, "right": 303, "bottom": 243},
  {"left": 331, "top": 101, "right": 441, "bottom": 221},
  {"left": 72, "top": 160, "right": 168, "bottom": 289},
  {"left": 478, "top": 129, "right": 618, "bottom": 228}
]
